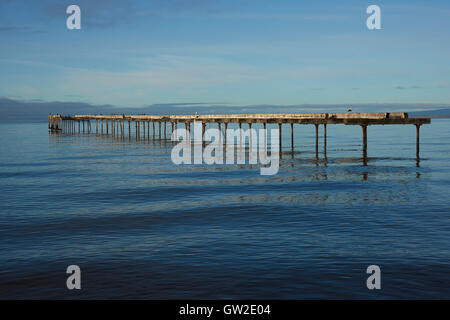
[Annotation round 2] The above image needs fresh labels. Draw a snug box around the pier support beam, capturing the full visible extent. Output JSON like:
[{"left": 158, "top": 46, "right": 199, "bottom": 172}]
[
  {"left": 238, "top": 122, "right": 242, "bottom": 150},
  {"left": 416, "top": 124, "right": 421, "bottom": 158},
  {"left": 174, "top": 121, "right": 177, "bottom": 141},
  {"left": 202, "top": 122, "right": 206, "bottom": 147},
  {"left": 153, "top": 121, "right": 155, "bottom": 139},
  {"left": 278, "top": 123, "right": 282, "bottom": 158},
  {"left": 315, "top": 124, "right": 319, "bottom": 156},
  {"left": 263, "top": 123, "right": 267, "bottom": 148},
  {"left": 186, "top": 122, "right": 190, "bottom": 140},
  {"left": 362, "top": 124, "right": 367, "bottom": 152},
  {"left": 224, "top": 122, "right": 228, "bottom": 145},
  {"left": 362, "top": 124, "right": 368, "bottom": 166},
  {"left": 135, "top": 121, "right": 138, "bottom": 140},
  {"left": 164, "top": 121, "right": 167, "bottom": 140},
  {"left": 249, "top": 122, "right": 253, "bottom": 149},
  {"left": 143, "top": 121, "right": 146, "bottom": 139},
  {"left": 290, "top": 123, "right": 294, "bottom": 155}
]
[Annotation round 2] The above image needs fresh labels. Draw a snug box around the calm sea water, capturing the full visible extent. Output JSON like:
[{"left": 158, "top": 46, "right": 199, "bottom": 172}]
[{"left": 0, "top": 119, "right": 449, "bottom": 299}]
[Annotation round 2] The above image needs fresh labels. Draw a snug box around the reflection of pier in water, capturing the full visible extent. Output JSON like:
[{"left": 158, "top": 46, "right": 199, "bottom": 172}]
[{"left": 49, "top": 112, "right": 430, "bottom": 167}]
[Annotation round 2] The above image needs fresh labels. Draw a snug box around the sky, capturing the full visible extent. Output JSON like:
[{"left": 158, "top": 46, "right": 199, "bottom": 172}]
[{"left": 0, "top": 0, "right": 449, "bottom": 109}]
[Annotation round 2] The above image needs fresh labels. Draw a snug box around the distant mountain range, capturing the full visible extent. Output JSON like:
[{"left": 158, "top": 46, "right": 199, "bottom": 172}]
[
  {"left": 0, "top": 97, "right": 449, "bottom": 122},
  {"left": 409, "top": 109, "right": 450, "bottom": 118}
]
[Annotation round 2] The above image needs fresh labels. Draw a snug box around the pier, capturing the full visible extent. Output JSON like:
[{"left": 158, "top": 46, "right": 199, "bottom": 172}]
[{"left": 48, "top": 112, "right": 430, "bottom": 159}]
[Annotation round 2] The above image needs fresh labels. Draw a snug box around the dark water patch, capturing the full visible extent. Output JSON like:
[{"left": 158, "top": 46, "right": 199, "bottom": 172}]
[{"left": 0, "top": 121, "right": 449, "bottom": 299}]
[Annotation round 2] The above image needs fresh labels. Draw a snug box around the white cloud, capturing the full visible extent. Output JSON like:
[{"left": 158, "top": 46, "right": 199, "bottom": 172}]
[{"left": 56, "top": 54, "right": 352, "bottom": 105}]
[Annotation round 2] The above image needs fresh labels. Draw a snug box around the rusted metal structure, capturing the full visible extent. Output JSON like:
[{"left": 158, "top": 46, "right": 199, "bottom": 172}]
[{"left": 48, "top": 112, "right": 430, "bottom": 157}]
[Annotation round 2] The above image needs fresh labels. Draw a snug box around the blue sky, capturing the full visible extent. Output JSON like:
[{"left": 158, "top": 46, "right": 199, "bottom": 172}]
[{"left": 0, "top": 0, "right": 449, "bottom": 108}]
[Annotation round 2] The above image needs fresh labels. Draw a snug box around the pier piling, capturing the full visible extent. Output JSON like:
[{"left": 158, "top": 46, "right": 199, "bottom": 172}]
[
  {"left": 291, "top": 123, "right": 294, "bottom": 155},
  {"left": 416, "top": 124, "right": 421, "bottom": 157},
  {"left": 362, "top": 124, "right": 368, "bottom": 153},
  {"left": 315, "top": 124, "right": 319, "bottom": 155},
  {"left": 278, "top": 123, "right": 282, "bottom": 158}
]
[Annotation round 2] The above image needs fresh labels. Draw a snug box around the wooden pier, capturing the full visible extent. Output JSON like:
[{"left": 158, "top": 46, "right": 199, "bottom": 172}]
[{"left": 48, "top": 112, "right": 430, "bottom": 158}]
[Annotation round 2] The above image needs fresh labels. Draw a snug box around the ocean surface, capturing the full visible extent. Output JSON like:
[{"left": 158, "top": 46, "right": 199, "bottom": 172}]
[{"left": 0, "top": 119, "right": 449, "bottom": 299}]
